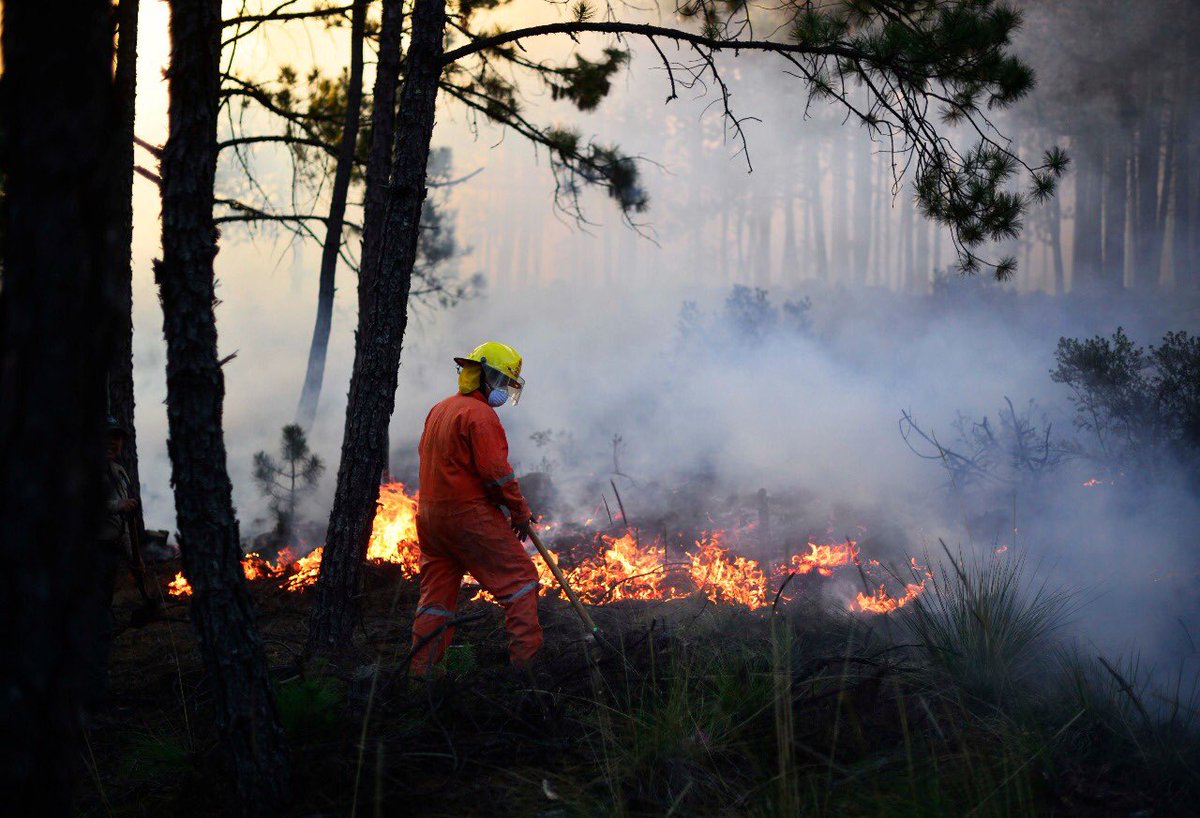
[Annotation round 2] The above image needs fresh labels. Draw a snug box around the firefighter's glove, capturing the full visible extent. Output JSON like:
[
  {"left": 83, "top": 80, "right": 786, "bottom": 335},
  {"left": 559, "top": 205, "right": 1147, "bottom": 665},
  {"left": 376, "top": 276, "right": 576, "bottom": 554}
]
[{"left": 511, "top": 517, "right": 533, "bottom": 543}]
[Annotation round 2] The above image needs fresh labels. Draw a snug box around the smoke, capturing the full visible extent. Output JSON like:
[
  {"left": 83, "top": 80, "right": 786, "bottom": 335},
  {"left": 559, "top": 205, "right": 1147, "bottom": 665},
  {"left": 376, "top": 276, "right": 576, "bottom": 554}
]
[{"left": 124, "top": 0, "right": 1200, "bottom": 684}]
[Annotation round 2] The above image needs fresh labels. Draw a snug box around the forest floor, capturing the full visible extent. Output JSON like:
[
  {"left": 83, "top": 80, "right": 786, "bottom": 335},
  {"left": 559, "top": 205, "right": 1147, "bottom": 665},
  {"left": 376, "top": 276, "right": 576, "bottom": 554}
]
[{"left": 78, "top": 559, "right": 1198, "bottom": 818}]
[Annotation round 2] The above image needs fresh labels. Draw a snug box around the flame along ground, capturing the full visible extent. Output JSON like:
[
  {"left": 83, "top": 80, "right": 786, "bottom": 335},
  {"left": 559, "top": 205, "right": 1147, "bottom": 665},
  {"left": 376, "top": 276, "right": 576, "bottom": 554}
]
[{"left": 167, "top": 482, "right": 927, "bottom": 613}]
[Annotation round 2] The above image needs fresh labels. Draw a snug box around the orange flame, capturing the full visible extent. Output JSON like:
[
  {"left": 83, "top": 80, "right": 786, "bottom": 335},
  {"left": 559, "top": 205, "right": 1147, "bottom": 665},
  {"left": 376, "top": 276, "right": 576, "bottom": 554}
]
[
  {"left": 282, "top": 547, "right": 325, "bottom": 593},
  {"left": 168, "top": 481, "right": 422, "bottom": 597},
  {"left": 364, "top": 482, "right": 422, "bottom": 575},
  {"left": 163, "top": 481, "right": 927, "bottom": 615},
  {"left": 167, "top": 571, "right": 191, "bottom": 597},
  {"left": 573, "top": 533, "right": 678, "bottom": 603},
  {"left": 854, "top": 581, "right": 926, "bottom": 613},
  {"left": 780, "top": 539, "right": 859, "bottom": 577}
]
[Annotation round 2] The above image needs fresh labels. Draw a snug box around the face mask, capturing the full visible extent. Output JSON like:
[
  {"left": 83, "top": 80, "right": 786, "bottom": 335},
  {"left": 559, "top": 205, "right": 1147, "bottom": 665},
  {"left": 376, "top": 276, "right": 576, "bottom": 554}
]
[{"left": 486, "top": 387, "right": 509, "bottom": 407}]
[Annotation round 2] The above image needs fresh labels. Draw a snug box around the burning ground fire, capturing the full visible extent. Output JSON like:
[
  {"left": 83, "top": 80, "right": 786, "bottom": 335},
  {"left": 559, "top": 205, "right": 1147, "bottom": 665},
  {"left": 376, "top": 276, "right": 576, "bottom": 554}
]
[{"left": 167, "top": 482, "right": 927, "bottom": 613}]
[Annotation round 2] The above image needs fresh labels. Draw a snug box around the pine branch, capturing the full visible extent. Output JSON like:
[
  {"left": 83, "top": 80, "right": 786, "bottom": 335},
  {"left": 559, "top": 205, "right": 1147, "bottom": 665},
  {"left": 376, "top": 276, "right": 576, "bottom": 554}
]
[{"left": 442, "top": 21, "right": 860, "bottom": 67}]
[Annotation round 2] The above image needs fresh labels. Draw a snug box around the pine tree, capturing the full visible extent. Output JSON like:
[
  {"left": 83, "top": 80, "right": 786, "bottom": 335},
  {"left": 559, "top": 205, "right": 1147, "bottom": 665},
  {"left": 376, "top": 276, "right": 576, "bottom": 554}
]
[
  {"left": 155, "top": 1, "right": 290, "bottom": 810},
  {"left": 253, "top": 424, "right": 325, "bottom": 545}
]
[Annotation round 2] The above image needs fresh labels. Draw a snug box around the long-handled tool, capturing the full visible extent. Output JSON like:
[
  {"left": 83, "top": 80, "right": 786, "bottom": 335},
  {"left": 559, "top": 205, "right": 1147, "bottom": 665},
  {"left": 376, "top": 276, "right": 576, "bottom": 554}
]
[{"left": 528, "top": 526, "right": 601, "bottom": 642}]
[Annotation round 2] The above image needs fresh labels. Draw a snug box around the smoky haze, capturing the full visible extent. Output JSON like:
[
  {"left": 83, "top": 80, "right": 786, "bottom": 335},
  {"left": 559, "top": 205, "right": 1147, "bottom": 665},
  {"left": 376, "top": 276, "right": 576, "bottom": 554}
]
[{"left": 124, "top": 1, "right": 1199, "bottom": 678}]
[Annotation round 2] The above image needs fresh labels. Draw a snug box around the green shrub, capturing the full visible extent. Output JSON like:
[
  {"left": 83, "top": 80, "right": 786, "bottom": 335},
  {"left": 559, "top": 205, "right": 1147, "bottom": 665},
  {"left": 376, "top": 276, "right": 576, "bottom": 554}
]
[{"left": 1052, "top": 327, "right": 1200, "bottom": 479}]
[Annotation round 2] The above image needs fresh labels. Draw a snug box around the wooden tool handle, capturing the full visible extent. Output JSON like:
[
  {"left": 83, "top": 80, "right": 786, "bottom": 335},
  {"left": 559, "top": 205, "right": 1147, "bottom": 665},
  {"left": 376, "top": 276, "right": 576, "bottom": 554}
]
[{"left": 529, "top": 528, "right": 600, "bottom": 635}]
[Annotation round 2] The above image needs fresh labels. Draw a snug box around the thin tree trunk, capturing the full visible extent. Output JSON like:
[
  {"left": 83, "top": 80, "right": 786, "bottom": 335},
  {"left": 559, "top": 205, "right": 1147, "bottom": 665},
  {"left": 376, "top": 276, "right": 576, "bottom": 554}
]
[
  {"left": 877, "top": 153, "right": 891, "bottom": 287},
  {"left": 754, "top": 193, "right": 772, "bottom": 286},
  {"left": 781, "top": 171, "right": 798, "bottom": 278},
  {"left": 1171, "top": 86, "right": 1193, "bottom": 294},
  {"left": 831, "top": 132, "right": 849, "bottom": 281},
  {"left": 899, "top": 185, "right": 914, "bottom": 290},
  {"left": 296, "top": 0, "right": 368, "bottom": 428},
  {"left": 719, "top": 200, "right": 730, "bottom": 280},
  {"left": 807, "top": 142, "right": 828, "bottom": 281},
  {"left": 735, "top": 194, "right": 747, "bottom": 275},
  {"left": 1133, "top": 100, "right": 1165, "bottom": 289},
  {"left": 1048, "top": 184, "right": 1066, "bottom": 295},
  {"left": 1102, "top": 135, "right": 1128, "bottom": 289},
  {"left": 155, "top": 2, "right": 289, "bottom": 812},
  {"left": 0, "top": 4, "right": 119, "bottom": 813},
  {"left": 852, "top": 137, "right": 872, "bottom": 285},
  {"left": 307, "top": 0, "right": 447, "bottom": 656},
  {"left": 915, "top": 207, "right": 930, "bottom": 290},
  {"left": 110, "top": 0, "right": 142, "bottom": 497},
  {"left": 1072, "top": 135, "right": 1103, "bottom": 286}
]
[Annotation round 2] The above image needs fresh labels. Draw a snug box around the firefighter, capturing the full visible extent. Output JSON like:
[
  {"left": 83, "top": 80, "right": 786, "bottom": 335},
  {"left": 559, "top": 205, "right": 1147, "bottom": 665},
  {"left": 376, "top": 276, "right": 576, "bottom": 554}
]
[
  {"left": 98, "top": 416, "right": 138, "bottom": 588},
  {"left": 90, "top": 416, "right": 141, "bottom": 702},
  {"left": 409, "top": 341, "right": 542, "bottom": 674}
]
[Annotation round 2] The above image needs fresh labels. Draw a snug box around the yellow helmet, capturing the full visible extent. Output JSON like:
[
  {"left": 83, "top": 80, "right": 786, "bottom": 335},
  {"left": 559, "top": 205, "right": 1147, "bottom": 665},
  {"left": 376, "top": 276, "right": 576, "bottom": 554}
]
[{"left": 454, "top": 341, "right": 525, "bottom": 404}]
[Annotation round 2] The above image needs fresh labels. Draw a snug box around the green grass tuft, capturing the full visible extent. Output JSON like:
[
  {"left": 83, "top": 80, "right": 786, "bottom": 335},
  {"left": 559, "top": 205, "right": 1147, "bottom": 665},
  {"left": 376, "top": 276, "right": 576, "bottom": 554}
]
[{"left": 902, "top": 542, "right": 1072, "bottom": 708}]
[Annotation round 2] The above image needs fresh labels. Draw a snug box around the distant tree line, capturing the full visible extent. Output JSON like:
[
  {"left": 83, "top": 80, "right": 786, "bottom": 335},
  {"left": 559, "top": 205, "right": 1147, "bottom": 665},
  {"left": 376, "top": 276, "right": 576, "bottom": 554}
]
[{"left": 475, "top": 0, "right": 1199, "bottom": 296}]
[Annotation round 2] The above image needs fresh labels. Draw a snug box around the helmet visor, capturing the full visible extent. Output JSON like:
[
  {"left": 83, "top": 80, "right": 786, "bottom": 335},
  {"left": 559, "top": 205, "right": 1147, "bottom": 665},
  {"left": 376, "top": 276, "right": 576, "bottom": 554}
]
[{"left": 483, "top": 364, "right": 524, "bottom": 405}]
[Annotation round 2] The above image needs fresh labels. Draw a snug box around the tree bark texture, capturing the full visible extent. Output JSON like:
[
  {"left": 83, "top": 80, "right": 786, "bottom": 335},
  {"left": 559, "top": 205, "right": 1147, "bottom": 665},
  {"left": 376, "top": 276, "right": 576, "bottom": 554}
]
[
  {"left": 307, "top": 0, "right": 447, "bottom": 656},
  {"left": 111, "top": 0, "right": 143, "bottom": 495},
  {"left": 155, "top": 2, "right": 289, "bottom": 812},
  {"left": 295, "top": 0, "right": 368, "bottom": 429},
  {"left": 0, "top": 3, "right": 119, "bottom": 812},
  {"left": 358, "top": 0, "right": 406, "bottom": 308}
]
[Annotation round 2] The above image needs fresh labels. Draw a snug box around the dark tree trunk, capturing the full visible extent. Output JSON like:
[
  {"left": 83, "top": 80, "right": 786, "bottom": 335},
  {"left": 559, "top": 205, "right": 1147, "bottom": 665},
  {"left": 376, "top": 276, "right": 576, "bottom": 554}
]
[
  {"left": 358, "top": 0, "right": 406, "bottom": 307},
  {"left": 155, "top": 2, "right": 289, "bottom": 812},
  {"left": 0, "top": 3, "right": 119, "bottom": 812},
  {"left": 296, "top": 0, "right": 368, "bottom": 429},
  {"left": 111, "top": 0, "right": 142, "bottom": 496},
  {"left": 307, "top": 0, "right": 447, "bottom": 656}
]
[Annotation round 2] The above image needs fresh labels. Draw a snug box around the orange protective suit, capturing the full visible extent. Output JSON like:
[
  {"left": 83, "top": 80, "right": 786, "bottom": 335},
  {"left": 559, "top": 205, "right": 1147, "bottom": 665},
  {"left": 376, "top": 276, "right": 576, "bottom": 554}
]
[{"left": 410, "top": 392, "right": 542, "bottom": 673}]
